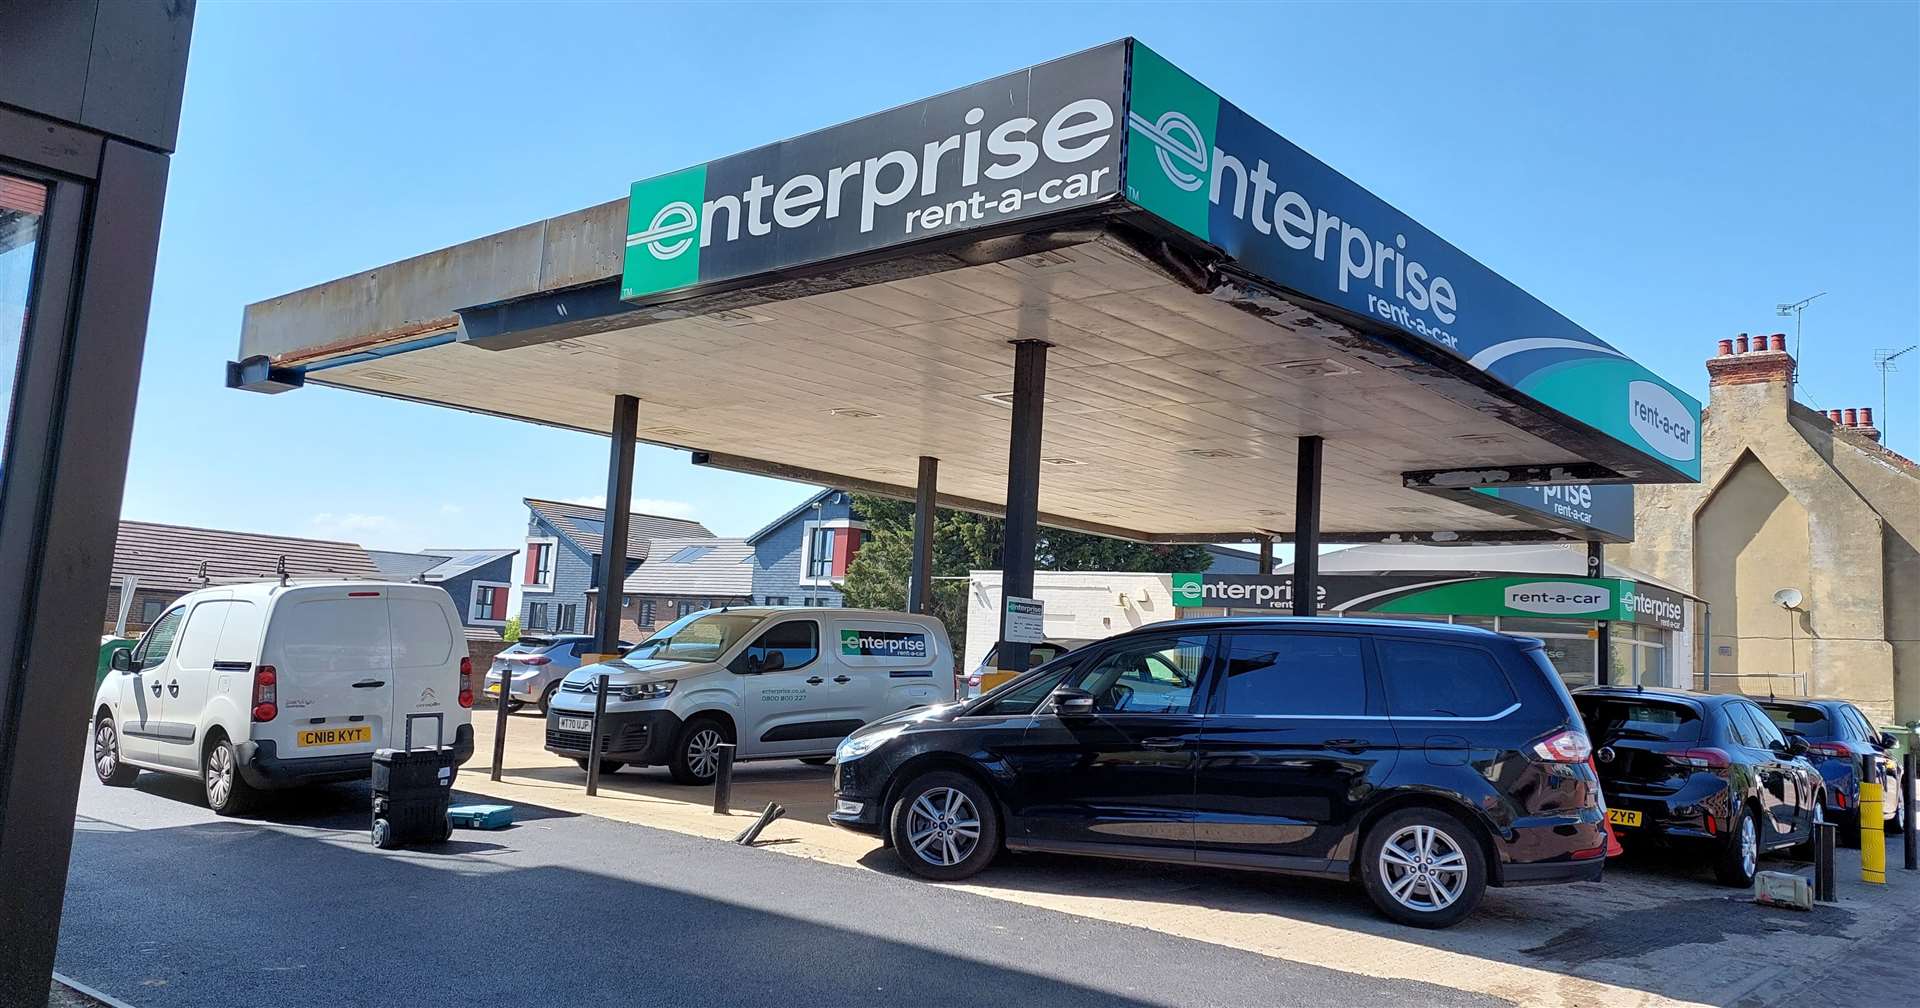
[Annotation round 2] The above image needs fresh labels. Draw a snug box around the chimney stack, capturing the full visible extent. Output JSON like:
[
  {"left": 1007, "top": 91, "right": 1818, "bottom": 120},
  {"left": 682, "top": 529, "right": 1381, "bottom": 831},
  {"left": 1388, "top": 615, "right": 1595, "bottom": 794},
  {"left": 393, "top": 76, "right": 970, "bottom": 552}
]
[
  {"left": 1706, "top": 333, "right": 1795, "bottom": 390},
  {"left": 1860, "top": 407, "right": 1881, "bottom": 442}
]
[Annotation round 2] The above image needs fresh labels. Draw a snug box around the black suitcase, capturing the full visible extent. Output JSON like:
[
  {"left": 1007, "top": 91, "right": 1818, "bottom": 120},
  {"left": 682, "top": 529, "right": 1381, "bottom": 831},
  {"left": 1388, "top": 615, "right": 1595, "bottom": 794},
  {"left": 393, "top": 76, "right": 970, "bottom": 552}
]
[{"left": 371, "top": 712, "right": 455, "bottom": 849}]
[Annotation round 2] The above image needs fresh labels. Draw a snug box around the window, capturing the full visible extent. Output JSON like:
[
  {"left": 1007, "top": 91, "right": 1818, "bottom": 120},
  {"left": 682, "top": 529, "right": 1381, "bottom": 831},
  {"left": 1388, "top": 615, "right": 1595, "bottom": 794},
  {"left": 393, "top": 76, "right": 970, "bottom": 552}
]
[
  {"left": 1575, "top": 697, "right": 1701, "bottom": 743},
  {"left": 173, "top": 602, "right": 232, "bottom": 671},
  {"left": 1059, "top": 634, "right": 1207, "bottom": 714},
  {"left": 677, "top": 600, "right": 694, "bottom": 618},
  {"left": 807, "top": 526, "right": 837, "bottom": 580},
  {"left": 524, "top": 540, "right": 554, "bottom": 588},
  {"left": 1377, "top": 640, "right": 1517, "bottom": 719},
  {"left": 528, "top": 602, "right": 550, "bottom": 630},
  {"left": 1739, "top": 703, "right": 1786, "bottom": 748},
  {"left": 469, "top": 581, "right": 509, "bottom": 623},
  {"left": 628, "top": 611, "right": 763, "bottom": 663},
  {"left": 737, "top": 620, "right": 818, "bottom": 673},
  {"left": 1844, "top": 705, "right": 1880, "bottom": 743},
  {"left": 132, "top": 607, "right": 185, "bottom": 668},
  {"left": 763, "top": 596, "right": 789, "bottom": 606},
  {"left": 977, "top": 665, "right": 1079, "bottom": 717},
  {"left": 139, "top": 598, "right": 167, "bottom": 625},
  {"left": 557, "top": 603, "right": 578, "bottom": 633},
  {"left": 983, "top": 643, "right": 1067, "bottom": 671},
  {"left": 638, "top": 600, "right": 656, "bottom": 625},
  {"left": 666, "top": 545, "right": 712, "bottom": 563},
  {"left": 391, "top": 599, "right": 454, "bottom": 667},
  {"left": 1725, "top": 704, "right": 1761, "bottom": 747},
  {"left": 1217, "top": 632, "right": 1367, "bottom": 716},
  {"left": 1759, "top": 703, "right": 1831, "bottom": 738}
]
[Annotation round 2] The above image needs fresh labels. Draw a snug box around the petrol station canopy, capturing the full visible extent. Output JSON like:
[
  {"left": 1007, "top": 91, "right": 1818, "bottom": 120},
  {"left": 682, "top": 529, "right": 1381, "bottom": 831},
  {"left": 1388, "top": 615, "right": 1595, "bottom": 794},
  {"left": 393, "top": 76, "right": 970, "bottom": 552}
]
[{"left": 233, "top": 39, "right": 1700, "bottom": 544}]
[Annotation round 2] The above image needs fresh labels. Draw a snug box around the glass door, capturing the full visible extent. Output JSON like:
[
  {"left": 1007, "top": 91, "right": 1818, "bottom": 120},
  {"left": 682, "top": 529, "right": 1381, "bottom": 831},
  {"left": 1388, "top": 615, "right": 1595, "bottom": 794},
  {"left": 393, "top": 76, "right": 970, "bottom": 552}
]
[{"left": 0, "top": 171, "right": 48, "bottom": 477}]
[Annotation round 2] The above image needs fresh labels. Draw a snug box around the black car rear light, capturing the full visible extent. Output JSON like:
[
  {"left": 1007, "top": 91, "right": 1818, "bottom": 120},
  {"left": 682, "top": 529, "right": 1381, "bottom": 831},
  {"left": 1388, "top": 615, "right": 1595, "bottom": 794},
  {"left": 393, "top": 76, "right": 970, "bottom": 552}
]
[{"left": 1669, "top": 747, "right": 1731, "bottom": 770}]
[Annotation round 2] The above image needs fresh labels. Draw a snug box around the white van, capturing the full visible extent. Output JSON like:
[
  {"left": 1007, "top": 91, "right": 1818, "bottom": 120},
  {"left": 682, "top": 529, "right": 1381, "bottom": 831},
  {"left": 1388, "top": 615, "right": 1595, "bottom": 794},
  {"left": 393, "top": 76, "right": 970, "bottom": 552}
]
[
  {"left": 90, "top": 581, "right": 475, "bottom": 814},
  {"left": 545, "top": 607, "right": 953, "bottom": 784}
]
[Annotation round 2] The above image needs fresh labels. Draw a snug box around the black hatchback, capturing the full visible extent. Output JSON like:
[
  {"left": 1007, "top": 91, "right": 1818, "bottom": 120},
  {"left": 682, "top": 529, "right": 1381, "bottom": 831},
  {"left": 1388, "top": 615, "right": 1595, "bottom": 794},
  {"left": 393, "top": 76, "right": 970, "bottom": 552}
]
[
  {"left": 1574, "top": 687, "right": 1823, "bottom": 886},
  {"left": 830, "top": 617, "right": 1606, "bottom": 928}
]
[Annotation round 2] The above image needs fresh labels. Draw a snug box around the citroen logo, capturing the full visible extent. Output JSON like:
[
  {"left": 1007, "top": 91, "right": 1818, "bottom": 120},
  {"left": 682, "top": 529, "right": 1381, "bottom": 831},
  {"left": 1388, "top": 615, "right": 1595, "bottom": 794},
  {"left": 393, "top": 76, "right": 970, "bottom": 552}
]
[
  {"left": 627, "top": 200, "right": 699, "bottom": 260},
  {"left": 1127, "top": 109, "right": 1207, "bottom": 192}
]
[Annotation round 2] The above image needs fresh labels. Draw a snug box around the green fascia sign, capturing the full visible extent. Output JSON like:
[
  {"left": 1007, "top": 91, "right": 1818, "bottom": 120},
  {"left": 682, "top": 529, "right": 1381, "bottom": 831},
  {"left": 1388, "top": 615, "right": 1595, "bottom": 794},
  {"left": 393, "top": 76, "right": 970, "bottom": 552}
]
[
  {"left": 619, "top": 38, "right": 1701, "bottom": 482},
  {"left": 1170, "top": 572, "right": 1686, "bottom": 630}
]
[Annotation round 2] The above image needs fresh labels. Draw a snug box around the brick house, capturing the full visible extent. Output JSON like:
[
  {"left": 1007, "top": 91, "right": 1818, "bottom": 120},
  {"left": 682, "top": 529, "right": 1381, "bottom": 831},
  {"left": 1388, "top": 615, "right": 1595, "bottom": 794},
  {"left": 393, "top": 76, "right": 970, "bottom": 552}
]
[
  {"left": 518, "top": 498, "right": 713, "bottom": 635},
  {"left": 104, "top": 521, "right": 380, "bottom": 634},
  {"left": 588, "top": 537, "right": 755, "bottom": 639}
]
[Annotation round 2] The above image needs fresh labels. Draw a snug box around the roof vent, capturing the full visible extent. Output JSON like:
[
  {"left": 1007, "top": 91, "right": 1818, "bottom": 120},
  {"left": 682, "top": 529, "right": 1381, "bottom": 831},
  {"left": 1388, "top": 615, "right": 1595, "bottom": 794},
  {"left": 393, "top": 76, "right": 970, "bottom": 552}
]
[
  {"left": 1179, "top": 448, "right": 1252, "bottom": 460},
  {"left": 1040, "top": 457, "right": 1084, "bottom": 466},
  {"left": 354, "top": 369, "right": 416, "bottom": 385},
  {"left": 825, "top": 407, "right": 882, "bottom": 419},
  {"left": 642, "top": 426, "right": 703, "bottom": 443},
  {"left": 1266, "top": 358, "right": 1357, "bottom": 378}
]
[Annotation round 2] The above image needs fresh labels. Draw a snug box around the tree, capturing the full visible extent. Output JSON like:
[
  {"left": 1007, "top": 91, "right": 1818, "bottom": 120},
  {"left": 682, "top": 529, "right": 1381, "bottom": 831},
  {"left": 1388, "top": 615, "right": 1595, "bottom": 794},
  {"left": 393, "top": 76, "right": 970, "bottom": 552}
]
[
  {"left": 840, "top": 494, "right": 1212, "bottom": 648},
  {"left": 502, "top": 616, "right": 521, "bottom": 644}
]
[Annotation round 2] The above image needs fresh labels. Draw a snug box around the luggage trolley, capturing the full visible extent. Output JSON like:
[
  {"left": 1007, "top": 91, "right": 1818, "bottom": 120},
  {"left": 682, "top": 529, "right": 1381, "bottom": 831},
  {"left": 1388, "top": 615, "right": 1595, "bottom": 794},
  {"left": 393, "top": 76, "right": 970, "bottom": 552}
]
[{"left": 372, "top": 712, "right": 456, "bottom": 849}]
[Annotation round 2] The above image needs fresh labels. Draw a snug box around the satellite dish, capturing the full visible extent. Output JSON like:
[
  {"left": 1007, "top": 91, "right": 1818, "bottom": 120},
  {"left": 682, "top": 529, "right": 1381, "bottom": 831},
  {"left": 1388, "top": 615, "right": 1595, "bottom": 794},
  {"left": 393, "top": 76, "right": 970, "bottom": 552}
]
[{"left": 1773, "top": 587, "right": 1803, "bottom": 609}]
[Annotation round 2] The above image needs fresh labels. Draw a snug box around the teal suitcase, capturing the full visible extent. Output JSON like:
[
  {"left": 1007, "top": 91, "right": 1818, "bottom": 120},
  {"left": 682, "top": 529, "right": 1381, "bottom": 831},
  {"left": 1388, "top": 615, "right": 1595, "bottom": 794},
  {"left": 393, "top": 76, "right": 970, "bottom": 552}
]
[{"left": 447, "top": 804, "right": 515, "bottom": 830}]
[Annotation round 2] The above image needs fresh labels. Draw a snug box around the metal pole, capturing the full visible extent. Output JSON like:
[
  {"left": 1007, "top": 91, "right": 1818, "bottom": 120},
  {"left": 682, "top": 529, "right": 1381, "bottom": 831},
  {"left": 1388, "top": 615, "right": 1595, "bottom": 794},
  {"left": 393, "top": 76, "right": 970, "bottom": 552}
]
[
  {"left": 996, "top": 340, "right": 1049, "bottom": 675},
  {"left": 585, "top": 673, "right": 610, "bottom": 797},
  {"left": 1904, "top": 752, "right": 1916, "bottom": 871},
  {"left": 1588, "top": 542, "right": 1613, "bottom": 685},
  {"left": 1815, "top": 821, "right": 1836, "bottom": 902},
  {"left": 489, "top": 670, "right": 512, "bottom": 782},
  {"left": 593, "top": 395, "right": 639, "bottom": 655},
  {"left": 1257, "top": 536, "right": 1273, "bottom": 574},
  {"left": 734, "top": 802, "right": 787, "bottom": 845},
  {"left": 1291, "top": 436, "right": 1323, "bottom": 617},
  {"left": 712, "top": 742, "right": 736, "bottom": 815},
  {"left": 909, "top": 456, "right": 939, "bottom": 616}
]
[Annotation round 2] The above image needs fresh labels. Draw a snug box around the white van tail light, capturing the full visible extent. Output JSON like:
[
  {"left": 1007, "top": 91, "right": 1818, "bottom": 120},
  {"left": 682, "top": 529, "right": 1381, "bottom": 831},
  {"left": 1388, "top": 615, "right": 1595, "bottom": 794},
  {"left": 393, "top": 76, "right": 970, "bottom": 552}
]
[
  {"left": 458, "top": 656, "right": 474, "bottom": 709},
  {"left": 1531, "top": 729, "right": 1591, "bottom": 763},
  {"left": 251, "top": 666, "right": 278, "bottom": 722}
]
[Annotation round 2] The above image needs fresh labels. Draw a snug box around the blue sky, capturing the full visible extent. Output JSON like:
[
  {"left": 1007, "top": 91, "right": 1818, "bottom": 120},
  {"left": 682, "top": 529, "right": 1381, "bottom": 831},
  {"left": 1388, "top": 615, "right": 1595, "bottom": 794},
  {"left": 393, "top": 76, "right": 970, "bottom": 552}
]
[{"left": 125, "top": 1, "right": 1918, "bottom": 558}]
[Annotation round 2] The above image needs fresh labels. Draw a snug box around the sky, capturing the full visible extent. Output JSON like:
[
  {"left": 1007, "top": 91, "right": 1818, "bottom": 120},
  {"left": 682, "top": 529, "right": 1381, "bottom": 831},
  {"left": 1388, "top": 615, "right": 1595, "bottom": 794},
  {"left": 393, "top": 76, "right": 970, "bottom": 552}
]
[{"left": 120, "top": 1, "right": 1919, "bottom": 564}]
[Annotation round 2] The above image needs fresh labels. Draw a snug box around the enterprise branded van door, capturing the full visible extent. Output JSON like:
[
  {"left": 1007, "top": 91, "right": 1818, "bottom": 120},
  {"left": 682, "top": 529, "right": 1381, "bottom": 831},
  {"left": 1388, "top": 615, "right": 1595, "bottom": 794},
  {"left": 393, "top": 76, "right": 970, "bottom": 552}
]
[
  {"left": 734, "top": 618, "right": 830, "bottom": 757},
  {"left": 834, "top": 620, "right": 946, "bottom": 721}
]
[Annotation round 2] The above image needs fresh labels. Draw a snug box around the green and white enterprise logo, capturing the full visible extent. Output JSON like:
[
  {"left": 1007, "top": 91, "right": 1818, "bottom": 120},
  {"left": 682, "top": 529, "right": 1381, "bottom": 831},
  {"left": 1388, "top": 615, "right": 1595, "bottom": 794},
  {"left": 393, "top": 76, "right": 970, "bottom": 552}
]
[
  {"left": 1171, "top": 573, "right": 1206, "bottom": 606},
  {"left": 621, "top": 164, "right": 708, "bottom": 300},
  {"left": 840, "top": 628, "right": 929, "bottom": 658}
]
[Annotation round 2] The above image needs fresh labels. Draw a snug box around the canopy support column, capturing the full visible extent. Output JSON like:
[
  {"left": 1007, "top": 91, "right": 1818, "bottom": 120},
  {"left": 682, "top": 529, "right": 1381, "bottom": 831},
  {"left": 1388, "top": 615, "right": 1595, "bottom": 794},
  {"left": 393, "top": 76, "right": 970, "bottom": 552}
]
[
  {"left": 593, "top": 394, "right": 638, "bottom": 656},
  {"left": 996, "top": 340, "right": 1049, "bottom": 675},
  {"left": 1292, "top": 436, "right": 1323, "bottom": 617},
  {"left": 1258, "top": 536, "right": 1274, "bottom": 574},
  {"left": 909, "top": 456, "right": 939, "bottom": 616}
]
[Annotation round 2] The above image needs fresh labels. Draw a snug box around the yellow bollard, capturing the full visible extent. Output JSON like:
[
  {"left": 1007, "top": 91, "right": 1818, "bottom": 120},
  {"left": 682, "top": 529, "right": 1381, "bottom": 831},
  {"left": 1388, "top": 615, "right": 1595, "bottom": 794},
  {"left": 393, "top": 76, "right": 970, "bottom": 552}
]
[{"left": 1861, "top": 756, "right": 1886, "bottom": 884}]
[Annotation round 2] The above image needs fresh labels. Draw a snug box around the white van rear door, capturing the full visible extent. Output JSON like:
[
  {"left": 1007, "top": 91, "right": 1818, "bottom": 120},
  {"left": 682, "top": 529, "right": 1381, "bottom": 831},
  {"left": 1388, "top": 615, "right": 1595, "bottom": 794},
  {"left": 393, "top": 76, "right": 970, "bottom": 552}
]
[
  {"left": 260, "top": 588, "right": 392, "bottom": 761},
  {"left": 387, "top": 589, "right": 465, "bottom": 750}
]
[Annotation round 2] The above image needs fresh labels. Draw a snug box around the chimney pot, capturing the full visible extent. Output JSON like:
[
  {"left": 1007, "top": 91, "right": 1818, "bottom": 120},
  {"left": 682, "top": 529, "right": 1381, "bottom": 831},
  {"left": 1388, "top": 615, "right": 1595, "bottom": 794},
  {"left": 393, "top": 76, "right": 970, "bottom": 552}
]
[
  {"left": 1717, "top": 338, "right": 1734, "bottom": 356},
  {"left": 1862, "top": 407, "right": 1875, "bottom": 426},
  {"left": 1830, "top": 410, "right": 1844, "bottom": 424},
  {"left": 1770, "top": 334, "right": 1787, "bottom": 352},
  {"left": 1845, "top": 408, "right": 1859, "bottom": 427},
  {"left": 1736, "top": 334, "right": 1750, "bottom": 353}
]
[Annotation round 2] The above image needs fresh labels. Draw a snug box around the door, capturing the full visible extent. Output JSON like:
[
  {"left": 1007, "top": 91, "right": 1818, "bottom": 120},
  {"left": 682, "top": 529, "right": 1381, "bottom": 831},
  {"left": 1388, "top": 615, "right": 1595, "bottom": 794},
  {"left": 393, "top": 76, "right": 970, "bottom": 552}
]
[
  {"left": 732, "top": 618, "right": 831, "bottom": 757},
  {"left": 389, "top": 591, "right": 461, "bottom": 749},
  {"left": 1004, "top": 632, "right": 1210, "bottom": 858},
  {"left": 1730, "top": 702, "right": 1806, "bottom": 843},
  {"left": 146, "top": 594, "right": 235, "bottom": 769},
  {"left": 259, "top": 589, "right": 392, "bottom": 763},
  {"left": 115, "top": 605, "right": 184, "bottom": 762},
  {"left": 1191, "top": 630, "right": 1391, "bottom": 868}
]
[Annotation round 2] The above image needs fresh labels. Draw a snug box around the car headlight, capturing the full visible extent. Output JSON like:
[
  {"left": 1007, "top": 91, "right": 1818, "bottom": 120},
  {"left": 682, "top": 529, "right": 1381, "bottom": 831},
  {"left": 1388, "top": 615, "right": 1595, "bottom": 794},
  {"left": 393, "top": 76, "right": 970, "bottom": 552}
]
[
  {"left": 618, "top": 680, "right": 676, "bottom": 701},
  {"left": 835, "top": 725, "right": 906, "bottom": 763}
]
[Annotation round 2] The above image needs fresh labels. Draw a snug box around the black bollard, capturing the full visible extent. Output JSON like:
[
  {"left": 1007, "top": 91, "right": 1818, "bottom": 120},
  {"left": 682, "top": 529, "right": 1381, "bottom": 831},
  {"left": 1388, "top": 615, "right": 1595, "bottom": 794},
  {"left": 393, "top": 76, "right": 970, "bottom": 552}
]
[
  {"left": 712, "top": 742, "right": 736, "bottom": 815},
  {"left": 585, "top": 673, "right": 610, "bottom": 797},
  {"left": 489, "top": 668, "right": 512, "bottom": 783},
  {"left": 1814, "top": 821, "right": 1837, "bottom": 902},
  {"left": 1905, "top": 752, "right": 1917, "bottom": 871},
  {"left": 733, "top": 802, "right": 786, "bottom": 845}
]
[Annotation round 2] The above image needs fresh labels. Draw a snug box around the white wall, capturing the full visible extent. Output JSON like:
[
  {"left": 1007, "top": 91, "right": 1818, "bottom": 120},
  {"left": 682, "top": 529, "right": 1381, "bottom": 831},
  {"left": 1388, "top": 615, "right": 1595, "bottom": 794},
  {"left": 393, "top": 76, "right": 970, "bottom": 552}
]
[{"left": 965, "top": 571, "right": 1179, "bottom": 671}]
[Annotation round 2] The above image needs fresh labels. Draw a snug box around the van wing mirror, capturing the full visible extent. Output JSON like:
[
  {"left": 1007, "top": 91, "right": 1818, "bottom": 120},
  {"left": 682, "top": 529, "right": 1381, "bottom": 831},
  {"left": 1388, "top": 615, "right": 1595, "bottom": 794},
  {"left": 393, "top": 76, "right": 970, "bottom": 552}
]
[{"left": 110, "top": 647, "right": 134, "bottom": 673}]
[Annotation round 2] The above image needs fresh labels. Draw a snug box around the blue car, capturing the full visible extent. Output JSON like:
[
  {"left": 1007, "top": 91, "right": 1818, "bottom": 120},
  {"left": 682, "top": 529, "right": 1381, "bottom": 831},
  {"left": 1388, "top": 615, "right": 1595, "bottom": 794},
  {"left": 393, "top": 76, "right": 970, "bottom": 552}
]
[{"left": 1757, "top": 697, "right": 1903, "bottom": 843}]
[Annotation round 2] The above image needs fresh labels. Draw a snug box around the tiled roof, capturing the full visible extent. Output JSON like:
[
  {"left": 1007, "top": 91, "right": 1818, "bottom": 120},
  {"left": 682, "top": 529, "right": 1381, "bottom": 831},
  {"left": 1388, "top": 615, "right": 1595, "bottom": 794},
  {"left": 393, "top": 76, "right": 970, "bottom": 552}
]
[
  {"left": 618, "top": 537, "right": 754, "bottom": 596},
  {"left": 525, "top": 498, "right": 712, "bottom": 561},
  {"left": 111, "top": 520, "right": 381, "bottom": 593},
  {"left": 745, "top": 488, "right": 845, "bottom": 544},
  {"left": 370, "top": 548, "right": 517, "bottom": 583},
  {"left": 368, "top": 549, "right": 450, "bottom": 581}
]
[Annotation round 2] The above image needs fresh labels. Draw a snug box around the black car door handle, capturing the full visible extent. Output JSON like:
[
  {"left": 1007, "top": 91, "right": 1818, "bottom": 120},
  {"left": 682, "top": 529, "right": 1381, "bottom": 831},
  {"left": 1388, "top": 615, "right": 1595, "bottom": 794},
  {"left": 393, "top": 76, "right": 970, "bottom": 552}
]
[
  {"left": 350, "top": 679, "right": 385, "bottom": 689},
  {"left": 148, "top": 680, "right": 162, "bottom": 697},
  {"left": 1141, "top": 737, "right": 1185, "bottom": 750},
  {"left": 167, "top": 680, "right": 180, "bottom": 697},
  {"left": 833, "top": 676, "right": 852, "bottom": 684},
  {"left": 1326, "top": 738, "right": 1369, "bottom": 751},
  {"left": 805, "top": 677, "right": 824, "bottom": 685}
]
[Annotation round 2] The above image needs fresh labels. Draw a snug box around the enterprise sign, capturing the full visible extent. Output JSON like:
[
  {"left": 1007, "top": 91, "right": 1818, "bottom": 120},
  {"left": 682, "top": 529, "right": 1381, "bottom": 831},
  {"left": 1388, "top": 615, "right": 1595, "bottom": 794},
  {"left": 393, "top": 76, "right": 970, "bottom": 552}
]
[{"left": 1172, "top": 572, "right": 1687, "bottom": 629}]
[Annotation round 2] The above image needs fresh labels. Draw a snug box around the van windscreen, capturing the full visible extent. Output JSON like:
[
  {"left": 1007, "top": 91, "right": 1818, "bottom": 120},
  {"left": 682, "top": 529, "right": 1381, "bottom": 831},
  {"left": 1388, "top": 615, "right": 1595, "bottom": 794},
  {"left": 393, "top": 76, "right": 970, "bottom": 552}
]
[{"left": 625, "top": 612, "right": 761, "bottom": 663}]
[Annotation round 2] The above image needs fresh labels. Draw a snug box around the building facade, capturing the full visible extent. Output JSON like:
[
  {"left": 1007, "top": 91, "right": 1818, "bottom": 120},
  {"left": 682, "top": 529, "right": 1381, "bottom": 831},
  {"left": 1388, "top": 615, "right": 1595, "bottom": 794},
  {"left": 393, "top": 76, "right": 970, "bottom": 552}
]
[
  {"left": 1621, "top": 335, "right": 1919, "bottom": 722},
  {"left": 745, "top": 489, "right": 866, "bottom": 606},
  {"left": 103, "top": 521, "right": 380, "bottom": 635},
  {"left": 518, "top": 498, "right": 712, "bottom": 635},
  {"left": 592, "top": 537, "right": 755, "bottom": 639}
]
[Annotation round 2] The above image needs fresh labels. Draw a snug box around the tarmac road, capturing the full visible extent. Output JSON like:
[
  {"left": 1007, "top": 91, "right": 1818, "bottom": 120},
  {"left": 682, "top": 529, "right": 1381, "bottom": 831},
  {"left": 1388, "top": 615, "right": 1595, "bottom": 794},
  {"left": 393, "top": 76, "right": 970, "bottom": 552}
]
[{"left": 56, "top": 766, "right": 1500, "bottom": 1008}]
